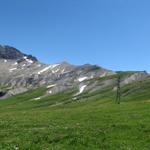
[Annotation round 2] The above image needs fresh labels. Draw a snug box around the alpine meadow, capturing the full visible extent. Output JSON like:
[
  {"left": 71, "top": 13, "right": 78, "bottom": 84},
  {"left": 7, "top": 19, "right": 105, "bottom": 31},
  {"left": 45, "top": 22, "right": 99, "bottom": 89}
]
[{"left": 0, "top": 0, "right": 150, "bottom": 150}]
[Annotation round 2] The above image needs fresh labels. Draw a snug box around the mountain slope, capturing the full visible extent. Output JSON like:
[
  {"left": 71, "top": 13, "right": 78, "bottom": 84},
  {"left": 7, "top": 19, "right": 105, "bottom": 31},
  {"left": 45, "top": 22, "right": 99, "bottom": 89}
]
[
  {"left": 0, "top": 45, "right": 114, "bottom": 98},
  {"left": 0, "top": 45, "right": 150, "bottom": 149},
  {"left": 0, "top": 77, "right": 150, "bottom": 149},
  {"left": 0, "top": 45, "right": 149, "bottom": 100}
]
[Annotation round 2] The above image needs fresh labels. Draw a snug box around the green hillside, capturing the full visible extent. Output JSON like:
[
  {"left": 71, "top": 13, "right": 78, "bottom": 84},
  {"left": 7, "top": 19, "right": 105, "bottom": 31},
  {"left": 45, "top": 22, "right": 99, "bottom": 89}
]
[{"left": 0, "top": 79, "right": 150, "bottom": 150}]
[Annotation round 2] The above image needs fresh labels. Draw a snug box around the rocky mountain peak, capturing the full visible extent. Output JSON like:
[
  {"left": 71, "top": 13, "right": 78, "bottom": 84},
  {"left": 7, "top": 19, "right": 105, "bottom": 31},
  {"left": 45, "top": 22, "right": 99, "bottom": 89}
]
[{"left": 0, "top": 45, "right": 38, "bottom": 62}]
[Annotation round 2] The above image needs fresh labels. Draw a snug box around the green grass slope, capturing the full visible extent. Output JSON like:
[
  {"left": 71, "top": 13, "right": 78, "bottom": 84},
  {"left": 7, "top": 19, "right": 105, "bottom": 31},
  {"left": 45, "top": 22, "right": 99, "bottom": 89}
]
[{"left": 0, "top": 79, "right": 150, "bottom": 150}]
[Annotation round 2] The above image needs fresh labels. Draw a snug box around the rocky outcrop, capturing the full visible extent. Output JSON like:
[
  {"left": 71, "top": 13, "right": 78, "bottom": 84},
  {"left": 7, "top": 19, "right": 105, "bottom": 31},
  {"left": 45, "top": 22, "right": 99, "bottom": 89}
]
[{"left": 0, "top": 45, "right": 37, "bottom": 61}]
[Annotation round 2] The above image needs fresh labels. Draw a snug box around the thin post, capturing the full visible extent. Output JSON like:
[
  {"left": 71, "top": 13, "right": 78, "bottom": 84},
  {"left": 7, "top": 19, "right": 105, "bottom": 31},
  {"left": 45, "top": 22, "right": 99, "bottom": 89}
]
[{"left": 116, "top": 76, "right": 121, "bottom": 104}]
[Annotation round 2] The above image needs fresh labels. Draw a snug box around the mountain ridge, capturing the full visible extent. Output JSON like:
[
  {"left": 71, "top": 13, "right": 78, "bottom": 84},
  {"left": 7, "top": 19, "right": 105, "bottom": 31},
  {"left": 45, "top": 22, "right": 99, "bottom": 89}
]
[
  {"left": 0, "top": 45, "right": 38, "bottom": 62},
  {"left": 0, "top": 45, "right": 149, "bottom": 99}
]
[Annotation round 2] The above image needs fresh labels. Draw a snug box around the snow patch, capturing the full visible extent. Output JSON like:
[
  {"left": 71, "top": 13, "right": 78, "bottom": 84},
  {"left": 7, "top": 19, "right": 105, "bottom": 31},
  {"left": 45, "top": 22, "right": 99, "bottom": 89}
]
[
  {"left": 51, "top": 64, "right": 60, "bottom": 68},
  {"left": 49, "top": 90, "right": 52, "bottom": 94},
  {"left": 72, "top": 97, "right": 77, "bottom": 100},
  {"left": 47, "top": 84, "right": 56, "bottom": 88},
  {"left": 79, "top": 85, "right": 87, "bottom": 94},
  {"left": 38, "top": 64, "right": 60, "bottom": 74},
  {"left": 23, "top": 56, "right": 27, "bottom": 59},
  {"left": 9, "top": 68, "right": 17, "bottom": 72},
  {"left": 13, "top": 62, "right": 18, "bottom": 65},
  {"left": 14, "top": 146, "right": 19, "bottom": 150},
  {"left": 78, "top": 77, "right": 88, "bottom": 82},
  {"left": 52, "top": 68, "right": 59, "bottom": 73},
  {"left": 23, "top": 56, "right": 34, "bottom": 64},
  {"left": 22, "top": 64, "right": 26, "bottom": 67},
  {"left": 27, "top": 59, "right": 33, "bottom": 63},
  {"left": 100, "top": 72, "right": 107, "bottom": 77},
  {"left": 61, "top": 69, "right": 65, "bottom": 74},
  {"left": 38, "top": 66, "right": 52, "bottom": 74},
  {"left": 33, "top": 97, "right": 41, "bottom": 100}
]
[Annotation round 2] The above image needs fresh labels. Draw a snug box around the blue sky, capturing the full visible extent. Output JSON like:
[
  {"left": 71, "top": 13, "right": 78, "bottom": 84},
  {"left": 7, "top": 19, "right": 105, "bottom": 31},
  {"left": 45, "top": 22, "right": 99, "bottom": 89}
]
[{"left": 0, "top": 0, "right": 150, "bottom": 71}]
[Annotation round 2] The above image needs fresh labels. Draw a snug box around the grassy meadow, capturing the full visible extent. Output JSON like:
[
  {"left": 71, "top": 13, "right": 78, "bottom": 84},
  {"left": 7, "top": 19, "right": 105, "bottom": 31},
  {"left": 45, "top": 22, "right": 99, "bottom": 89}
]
[{"left": 0, "top": 80, "right": 150, "bottom": 150}]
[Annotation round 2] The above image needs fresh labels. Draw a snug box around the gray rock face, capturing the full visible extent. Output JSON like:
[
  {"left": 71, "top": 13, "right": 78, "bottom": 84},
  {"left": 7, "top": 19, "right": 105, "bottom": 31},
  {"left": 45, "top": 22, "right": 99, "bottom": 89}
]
[
  {"left": 0, "top": 45, "right": 114, "bottom": 98},
  {"left": 0, "top": 45, "right": 149, "bottom": 99},
  {"left": 0, "top": 45, "right": 37, "bottom": 61},
  {"left": 121, "top": 72, "right": 149, "bottom": 85}
]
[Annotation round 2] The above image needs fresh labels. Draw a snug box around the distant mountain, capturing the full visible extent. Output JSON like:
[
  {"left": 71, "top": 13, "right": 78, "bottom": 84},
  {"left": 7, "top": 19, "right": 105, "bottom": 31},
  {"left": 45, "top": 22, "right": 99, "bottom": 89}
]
[
  {"left": 0, "top": 45, "right": 149, "bottom": 99},
  {"left": 0, "top": 45, "right": 37, "bottom": 61}
]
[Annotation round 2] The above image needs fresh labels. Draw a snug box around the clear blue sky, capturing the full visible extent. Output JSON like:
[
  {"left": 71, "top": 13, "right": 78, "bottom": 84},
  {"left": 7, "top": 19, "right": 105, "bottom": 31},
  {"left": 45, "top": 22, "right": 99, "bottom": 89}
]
[{"left": 0, "top": 0, "right": 150, "bottom": 71}]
